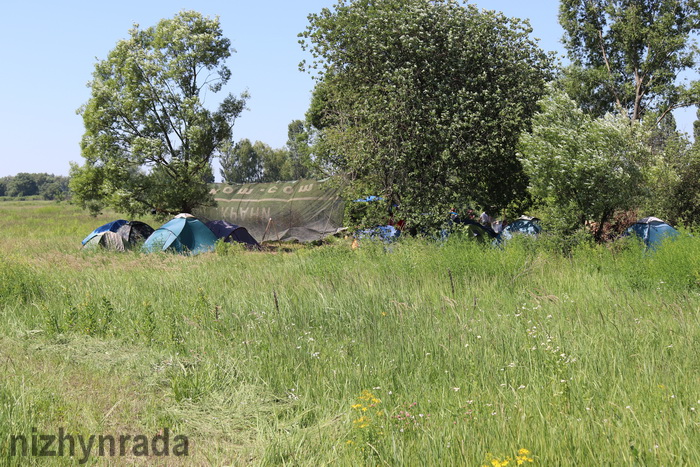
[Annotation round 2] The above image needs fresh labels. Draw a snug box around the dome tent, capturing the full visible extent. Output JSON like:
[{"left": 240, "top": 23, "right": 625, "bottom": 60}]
[
  {"left": 142, "top": 217, "right": 218, "bottom": 255},
  {"left": 626, "top": 217, "right": 679, "bottom": 248},
  {"left": 82, "top": 219, "right": 155, "bottom": 250},
  {"left": 501, "top": 216, "right": 542, "bottom": 240},
  {"left": 82, "top": 231, "right": 127, "bottom": 251},
  {"left": 115, "top": 221, "right": 154, "bottom": 245},
  {"left": 205, "top": 220, "right": 260, "bottom": 249},
  {"left": 81, "top": 219, "right": 128, "bottom": 245}
]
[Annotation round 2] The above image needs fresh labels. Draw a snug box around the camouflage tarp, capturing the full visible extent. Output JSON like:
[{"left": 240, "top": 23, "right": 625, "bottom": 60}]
[{"left": 194, "top": 180, "right": 345, "bottom": 243}]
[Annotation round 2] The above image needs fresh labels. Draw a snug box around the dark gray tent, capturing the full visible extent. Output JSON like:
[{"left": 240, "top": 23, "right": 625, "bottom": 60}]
[
  {"left": 82, "top": 231, "right": 127, "bottom": 251},
  {"left": 116, "top": 221, "right": 154, "bottom": 245},
  {"left": 205, "top": 220, "right": 260, "bottom": 249}
]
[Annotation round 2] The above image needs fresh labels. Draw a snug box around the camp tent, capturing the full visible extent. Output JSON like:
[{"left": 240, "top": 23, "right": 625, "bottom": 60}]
[
  {"left": 627, "top": 217, "right": 679, "bottom": 248},
  {"left": 502, "top": 216, "right": 542, "bottom": 240},
  {"left": 355, "top": 225, "right": 400, "bottom": 243},
  {"left": 449, "top": 218, "right": 498, "bottom": 242},
  {"left": 205, "top": 220, "right": 260, "bottom": 249},
  {"left": 142, "top": 217, "right": 218, "bottom": 255},
  {"left": 82, "top": 231, "right": 127, "bottom": 251},
  {"left": 115, "top": 221, "right": 154, "bottom": 245},
  {"left": 81, "top": 219, "right": 128, "bottom": 245}
]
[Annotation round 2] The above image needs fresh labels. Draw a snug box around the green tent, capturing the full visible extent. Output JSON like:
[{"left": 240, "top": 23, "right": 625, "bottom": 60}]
[{"left": 142, "top": 217, "right": 217, "bottom": 255}]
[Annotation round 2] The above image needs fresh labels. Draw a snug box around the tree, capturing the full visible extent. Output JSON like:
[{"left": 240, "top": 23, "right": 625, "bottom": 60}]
[
  {"left": 256, "top": 141, "right": 292, "bottom": 182},
  {"left": 558, "top": 0, "right": 700, "bottom": 122},
  {"left": 517, "top": 89, "right": 650, "bottom": 241},
  {"left": 300, "top": 0, "right": 552, "bottom": 227},
  {"left": 220, "top": 138, "right": 298, "bottom": 183},
  {"left": 71, "top": 10, "right": 247, "bottom": 216},
  {"left": 219, "top": 139, "right": 263, "bottom": 184},
  {"left": 6, "top": 173, "right": 38, "bottom": 197},
  {"left": 285, "top": 120, "right": 312, "bottom": 180}
]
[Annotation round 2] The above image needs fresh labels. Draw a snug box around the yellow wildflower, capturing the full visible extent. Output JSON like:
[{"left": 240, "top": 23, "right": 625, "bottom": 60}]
[
  {"left": 351, "top": 404, "right": 362, "bottom": 409},
  {"left": 515, "top": 448, "right": 534, "bottom": 464}
]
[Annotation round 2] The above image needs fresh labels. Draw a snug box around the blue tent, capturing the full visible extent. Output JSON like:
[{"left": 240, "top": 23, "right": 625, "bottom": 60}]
[
  {"left": 501, "top": 216, "right": 541, "bottom": 240},
  {"left": 627, "top": 217, "right": 679, "bottom": 248},
  {"left": 142, "top": 217, "right": 218, "bottom": 255},
  {"left": 81, "top": 219, "right": 128, "bottom": 245},
  {"left": 355, "top": 225, "right": 400, "bottom": 242},
  {"left": 205, "top": 220, "right": 260, "bottom": 249},
  {"left": 353, "top": 195, "right": 383, "bottom": 203}
]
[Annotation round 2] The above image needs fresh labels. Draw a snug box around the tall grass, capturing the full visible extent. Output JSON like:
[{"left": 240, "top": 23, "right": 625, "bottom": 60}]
[{"left": 1, "top": 201, "right": 699, "bottom": 465}]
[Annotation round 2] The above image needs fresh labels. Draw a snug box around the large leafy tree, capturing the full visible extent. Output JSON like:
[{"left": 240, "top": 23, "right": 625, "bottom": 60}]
[
  {"left": 300, "top": 0, "right": 552, "bottom": 227},
  {"left": 558, "top": 0, "right": 700, "bottom": 122},
  {"left": 518, "top": 89, "right": 650, "bottom": 241},
  {"left": 72, "top": 10, "right": 247, "bottom": 216}
]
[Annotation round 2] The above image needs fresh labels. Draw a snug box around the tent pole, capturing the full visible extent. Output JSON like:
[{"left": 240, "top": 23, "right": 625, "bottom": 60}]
[{"left": 262, "top": 217, "right": 272, "bottom": 243}]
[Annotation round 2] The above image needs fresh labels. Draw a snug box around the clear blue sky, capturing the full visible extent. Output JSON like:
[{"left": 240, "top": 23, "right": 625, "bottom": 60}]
[{"left": 0, "top": 0, "right": 695, "bottom": 178}]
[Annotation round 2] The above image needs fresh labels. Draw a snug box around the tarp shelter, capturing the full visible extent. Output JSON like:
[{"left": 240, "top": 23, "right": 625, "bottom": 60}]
[
  {"left": 115, "top": 221, "right": 154, "bottom": 245},
  {"left": 82, "top": 231, "right": 127, "bottom": 251},
  {"left": 81, "top": 219, "right": 128, "bottom": 245},
  {"left": 142, "top": 217, "right": 218, "bottom": 255},
  {"left": 627, "top": 217, "right": 679, "bottom": 248},
  {"left": 205, "top": 220, "right": 260, "bottom": 249},
  {"left": 194, "top": 179, "right": 345, "bottom": 243}
]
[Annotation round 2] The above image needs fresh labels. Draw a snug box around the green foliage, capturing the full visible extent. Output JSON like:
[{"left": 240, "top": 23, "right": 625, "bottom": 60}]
[
  {"left": 219, "top": 120, "right": 314, "bottom": 184},
  {"left": 670, "top": 146, "right": 700, "bottom": 226},
  {"left": 285, "top": 119, "right": 314, "bottom": 180},
  {"left": 558, "top": 0, "right": 700, "bottom": 121},
  {"left": 0, "top": 173, "right": 69, "bottom": 200},
  {"left": 300, "top": 0, "right": 553, "bottom": 228},
  {"left": 219, "top": 139, "right": 263, "bottom": 183},
  {"left": 74, "top": 10, "right": 247, "bottom": 216},
  {"left": 518, "top": 89, "right": 650, "bottom": 240}
]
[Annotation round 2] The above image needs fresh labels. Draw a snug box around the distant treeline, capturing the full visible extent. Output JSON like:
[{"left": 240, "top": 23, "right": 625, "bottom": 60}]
[{"left": 0, "top": 173, "right": 70, "bottom": 200}]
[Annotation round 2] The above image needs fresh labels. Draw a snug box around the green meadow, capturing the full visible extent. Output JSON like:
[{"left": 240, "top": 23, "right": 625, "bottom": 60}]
[{"left": 1, "top": 201, "right": 700, "bottom": 465}]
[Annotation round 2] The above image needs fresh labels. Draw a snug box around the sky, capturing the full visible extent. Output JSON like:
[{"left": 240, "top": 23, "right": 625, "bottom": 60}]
[{"left": 0, "top": 0, "right": 695, "bottom": 178}]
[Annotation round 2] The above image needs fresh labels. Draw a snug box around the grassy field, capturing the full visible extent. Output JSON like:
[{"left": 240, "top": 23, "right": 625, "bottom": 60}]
[{"left": 1, "top": 200, "right": 700, "bottom": 465}]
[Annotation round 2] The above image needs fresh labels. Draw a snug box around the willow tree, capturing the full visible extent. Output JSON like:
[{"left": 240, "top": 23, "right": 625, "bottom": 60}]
[
  {"left": 72, "top": 10, "right": 247, "bottom": 216},
  {"left": 300, "top": 0, "right": 552, "bottom": 226}
]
